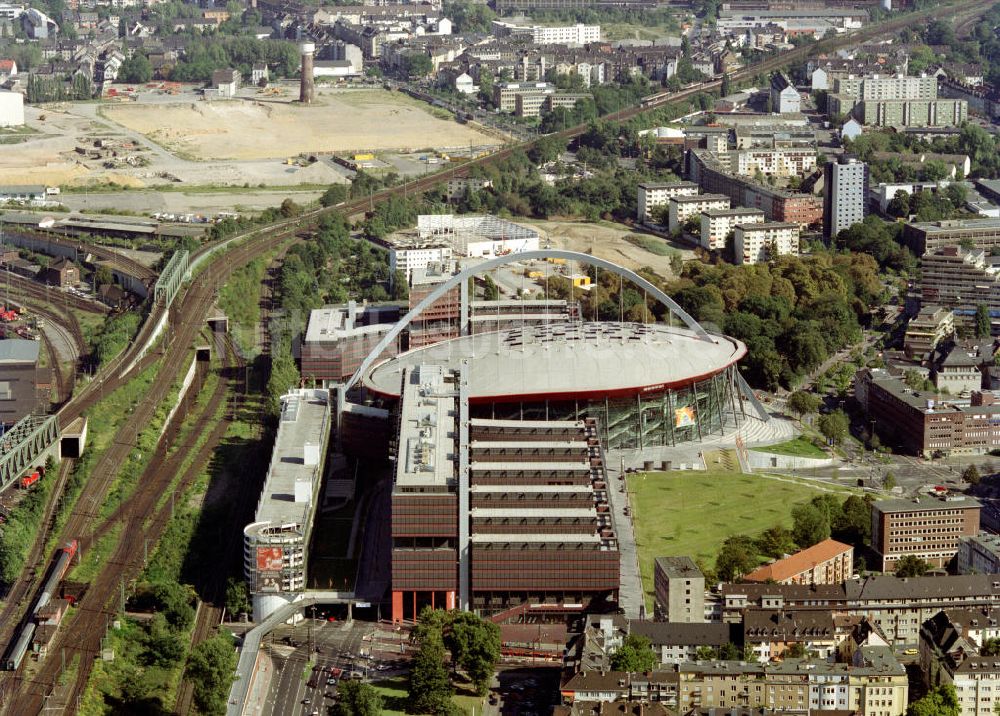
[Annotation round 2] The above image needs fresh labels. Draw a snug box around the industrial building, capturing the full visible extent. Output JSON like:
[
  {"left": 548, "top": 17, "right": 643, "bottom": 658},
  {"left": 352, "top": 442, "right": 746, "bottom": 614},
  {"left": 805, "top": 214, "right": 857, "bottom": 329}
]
[
  {"left": 385, "top": 214, "right": 539, "bottom": 281},
  {"left": 0, "top": 339, "right": 41, "bottom": 425},
  {"left": 243, "top": 389, "right": 331, "bottom": 620},
  {"left": 871, "top": 495, "right": 980, "bottom": 572}
]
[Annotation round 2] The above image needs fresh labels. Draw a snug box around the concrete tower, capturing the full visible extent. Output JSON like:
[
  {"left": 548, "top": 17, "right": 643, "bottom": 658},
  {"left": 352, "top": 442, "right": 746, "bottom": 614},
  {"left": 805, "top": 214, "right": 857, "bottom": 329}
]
[{"left": 299, "top": 42, "right": 315, "bottom": 104}]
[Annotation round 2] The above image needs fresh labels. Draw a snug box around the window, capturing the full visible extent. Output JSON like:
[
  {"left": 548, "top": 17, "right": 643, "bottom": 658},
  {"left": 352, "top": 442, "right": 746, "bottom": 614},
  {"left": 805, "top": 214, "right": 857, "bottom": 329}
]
[{"left": 0, "top": 381, "right": 11, "bottom": 400}]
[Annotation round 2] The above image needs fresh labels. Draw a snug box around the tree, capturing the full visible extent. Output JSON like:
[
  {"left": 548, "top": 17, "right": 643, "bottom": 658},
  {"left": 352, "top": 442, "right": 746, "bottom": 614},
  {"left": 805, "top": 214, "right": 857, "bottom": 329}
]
[
  {"left": 120, "top": 53, "right": 153, "bottom": 84},
  {"left": 402, "top": 52, "right": 433, "bottom": 79},
  {"left": 883, "top": 472, "right": 896, "bottom": 490},
  {"left": 817, "top": 410, "right": 849, "bottom": 446},
  {"left": 907, "top": 684, "right": 959, "bottom": 716},
  {"left": 895, "top": 555, "right": 931, "bottom": 578},
  {"left": 93, "top": 265, "right": 114, "bottom": 289},
  {"left": 982, "top": 638, "right": 1000, "bottom": 657},
  {"left": 409, "top": 625, "right": 453, "bottom": 714},
  {"left": 963, "top": 464, "right": 982, "bottom": 485},
  {"left": 721, "top": 73, "right": 732, "bottom": 97},
  {"left": 694, "top": 646, "right": 717, "bottom": 660},
  {"left": 755, "top": 525, "right": 797, "bottom": 558},
  {"left": 320, "top": 184, "right": 348, "bottom": 207},
  {"left": 791, "top": 503, "right": 830, "bottom": 548},
  {"left": 715, "top": 534, "right": 759, "bottom": 581},
  {"left": 787, "top": 391, "right": 820, "bottom": 419},
  {"left": 886, "top": 190, "right": 910, "bottom": 218},
  {"left": 445, "top": 612, "right": 500, "bottom": 696},
  {"left": 976, "top": 303, "right": 991, "bottom": 339},
  {"left": 834, "top": 495, "right": 873, "bottom": 546},
  {"left": 719, "top": 642, "right": 743, "bottom": 660},
  {"left": 186, "top": 633, "right": 238, "bottom": 716},
  {"left": 224, "top": 577, "right": 250, "bottom": 617},
  {"left": 482, "top": 275, "right": 500, "bottom": 301},
  {"left": 610, "top": 634, "right": 657, "bottom": 672},
  {"left": 784, "top": 642, "right": 807, "bottom": 659},
  {"left": 334, "top": 680, "right": 384, "bottom": 716}
]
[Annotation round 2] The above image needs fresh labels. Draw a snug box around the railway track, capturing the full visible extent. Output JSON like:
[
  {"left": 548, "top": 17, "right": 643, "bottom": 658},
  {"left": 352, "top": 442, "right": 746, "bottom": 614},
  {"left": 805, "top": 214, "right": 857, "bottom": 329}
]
[
  {"left": 0, "top": 271, "right": 106, "bottom": 316},
  {"left": 3, "top": 230, "right": 157, "bottom": 286},
  {"left": 2, "top": 2, "right": 997, "bottom": 710},
  {"left": 3, "top": 236, "right": 289, "bottom": 714}
]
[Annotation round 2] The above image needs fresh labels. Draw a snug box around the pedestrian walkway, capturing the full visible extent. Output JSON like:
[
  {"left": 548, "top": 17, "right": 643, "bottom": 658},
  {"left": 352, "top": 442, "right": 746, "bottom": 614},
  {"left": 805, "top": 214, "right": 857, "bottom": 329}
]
[{"left": 606, "top": 461, "right": 644, "bottom": 619}]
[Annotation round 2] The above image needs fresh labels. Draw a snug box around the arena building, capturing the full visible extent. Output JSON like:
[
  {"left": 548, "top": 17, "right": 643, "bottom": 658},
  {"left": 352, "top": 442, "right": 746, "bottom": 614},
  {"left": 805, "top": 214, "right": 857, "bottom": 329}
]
[{"left": 363, "top": 321, "right": 748, "bottom": 451}]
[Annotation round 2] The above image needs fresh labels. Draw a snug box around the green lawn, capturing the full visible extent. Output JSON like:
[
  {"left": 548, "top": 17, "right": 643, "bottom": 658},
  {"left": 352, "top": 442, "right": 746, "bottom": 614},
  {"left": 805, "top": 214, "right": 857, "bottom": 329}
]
[
  {"left": 628, "top": 471, "right": 851, "bottom": 608},
  {"left": 750, "top": 436, "right": 829, "bottom": 459},
  {"left": 625, "top": 234, "right": 678, "bottom": 257},
  {"left": 371, "top": 677, "right": 484, "bottom": 716}
]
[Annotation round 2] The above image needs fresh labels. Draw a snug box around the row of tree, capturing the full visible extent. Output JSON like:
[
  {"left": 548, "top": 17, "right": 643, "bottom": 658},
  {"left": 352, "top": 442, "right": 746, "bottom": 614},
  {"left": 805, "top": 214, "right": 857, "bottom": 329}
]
[{"left": 409, "top": 608, "right": 501, "bottom": 714}]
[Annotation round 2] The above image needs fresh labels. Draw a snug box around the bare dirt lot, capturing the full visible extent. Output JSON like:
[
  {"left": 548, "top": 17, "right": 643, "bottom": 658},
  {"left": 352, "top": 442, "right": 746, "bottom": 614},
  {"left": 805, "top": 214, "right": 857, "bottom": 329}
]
[
  {"left": 521, "top": 219, "right": 695, "bottom": 280},
  {"left": 102, "top": 90, "right": 495, "bottom": 160}
]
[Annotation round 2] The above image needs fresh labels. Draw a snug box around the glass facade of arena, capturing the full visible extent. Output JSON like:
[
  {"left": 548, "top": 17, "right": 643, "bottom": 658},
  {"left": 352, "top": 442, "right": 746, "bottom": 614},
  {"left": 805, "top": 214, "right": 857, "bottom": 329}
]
[{"left": 469, "top": 365, "right": 745, "bottom": 450}]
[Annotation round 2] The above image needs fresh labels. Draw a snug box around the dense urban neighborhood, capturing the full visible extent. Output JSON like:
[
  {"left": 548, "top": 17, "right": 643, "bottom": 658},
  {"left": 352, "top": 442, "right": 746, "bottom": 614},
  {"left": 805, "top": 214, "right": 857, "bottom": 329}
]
[{"left": 7, "top": 0, "right": 1000, "bottom": 715}]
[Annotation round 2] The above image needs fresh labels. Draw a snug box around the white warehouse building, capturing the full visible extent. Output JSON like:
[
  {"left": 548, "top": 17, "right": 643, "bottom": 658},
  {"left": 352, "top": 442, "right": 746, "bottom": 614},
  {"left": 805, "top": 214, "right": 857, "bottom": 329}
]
[{"left": 0, "top": 90, "right": 24, "bottom": 127}]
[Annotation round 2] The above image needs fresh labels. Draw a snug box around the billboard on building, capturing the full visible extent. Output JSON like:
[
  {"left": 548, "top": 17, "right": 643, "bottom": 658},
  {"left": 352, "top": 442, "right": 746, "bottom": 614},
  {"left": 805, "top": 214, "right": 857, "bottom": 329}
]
[
  {"left": 256, "top": 546, "right": 283, "bottom": 572},
  {"left": 675, "top": 405, "right": 696, "bottom": 428}
]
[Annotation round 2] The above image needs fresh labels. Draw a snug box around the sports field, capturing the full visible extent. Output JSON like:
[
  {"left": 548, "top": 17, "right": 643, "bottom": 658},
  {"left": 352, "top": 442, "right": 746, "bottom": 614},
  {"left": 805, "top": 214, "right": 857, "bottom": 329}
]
[
  {"left": 627, "top": 471, "right": 853, "bottom": 607},
  {"left": 102, "top": 90, "right": 495, "bottom": 160}
]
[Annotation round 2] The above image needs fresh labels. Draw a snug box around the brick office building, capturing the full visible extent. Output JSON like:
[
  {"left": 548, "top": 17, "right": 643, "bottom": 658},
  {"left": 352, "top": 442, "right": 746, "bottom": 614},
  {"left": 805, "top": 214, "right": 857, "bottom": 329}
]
[{"left": 871, "top": 495, "right": 981, "bottom": 572}]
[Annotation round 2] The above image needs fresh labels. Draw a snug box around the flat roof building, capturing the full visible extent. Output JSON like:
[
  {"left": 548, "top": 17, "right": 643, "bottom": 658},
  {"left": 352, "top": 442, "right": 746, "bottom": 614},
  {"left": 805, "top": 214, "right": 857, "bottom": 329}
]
[
  {"left": 243, "top": 389, "right": 331, "bottom": 620},
  {"left": 904, "top": 219, "right": 1000, "bottom": 255},
  {"left": 654, "top": 556, "right": 705, "bottom": 623},
  {"left": 300, "top": 302, "right": 401, "bottom": 385},
  {"left": 667, "top": 194, "right": 730, "bottom": 234},
  {"left": 637, "top": 181, "right": 699, "bottom": 224},
  {"left": 904, "top": 305, "right": 955, "bottom": 359},
  {"left": 0, "top": 339, "right": 40, "bottom": 425},
  {"left": 871, "top": 495, "right": 981, "bottom": 572},
  {"left": 957, "top": 533, "right": 1000, "bottom": 576},
  {"left": 699, "top": 207, "right": 765, "bottom": 251},
  {"left": 733, "top": 221, "right": 800, "bottom": 265}
]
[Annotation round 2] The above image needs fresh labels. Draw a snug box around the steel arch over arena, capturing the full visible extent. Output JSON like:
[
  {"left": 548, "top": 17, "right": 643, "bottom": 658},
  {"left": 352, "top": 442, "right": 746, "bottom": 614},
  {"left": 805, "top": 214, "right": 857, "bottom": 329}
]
[
  {"left": 345, "top": 249, "right": 713, "bottom": 392},
  {"left": 346, "top": 250, "right": 768, "bottom": 451}
]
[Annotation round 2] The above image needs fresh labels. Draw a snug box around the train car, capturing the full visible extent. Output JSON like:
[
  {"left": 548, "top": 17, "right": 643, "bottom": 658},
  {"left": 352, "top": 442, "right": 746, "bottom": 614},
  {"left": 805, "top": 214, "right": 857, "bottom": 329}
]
[
  {"left": 4, "top": 623, "right": 35, "bottom": 671},
  {"left": 35, "top": 540, "right": 78, "bottom": 614},
  {"left": 19, "top": 471, "right": 39, "bottom": 489}
]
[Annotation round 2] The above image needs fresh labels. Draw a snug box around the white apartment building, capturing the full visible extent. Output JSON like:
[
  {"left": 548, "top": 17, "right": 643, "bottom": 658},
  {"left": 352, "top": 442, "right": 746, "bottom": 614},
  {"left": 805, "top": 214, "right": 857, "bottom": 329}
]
[
  {"left": 729, "top": 149, "right": 817, "bottom": 178},
  {"left": 637, "top": 181, "right": 699, "bottom": 223},
  {"left": 734, "top": 221, "right": 800, "bottom": 265},
  {"left": 667, "top": 194, "right": 730, "bottom": 234},
  {"left": 388, "top": 243, "right": 453, "bottom": 281},
  {"left": 0, "top": 90, "right": 23, "bottom": 127},
  {"left": 700, "top": 208, "right": 765, "bottom": 251},
  {"left": 834, "top": 74, "right": 938, "bottom": 101},
  {"left": 492, "top": 20, "right": 600, "bottom": 45}
]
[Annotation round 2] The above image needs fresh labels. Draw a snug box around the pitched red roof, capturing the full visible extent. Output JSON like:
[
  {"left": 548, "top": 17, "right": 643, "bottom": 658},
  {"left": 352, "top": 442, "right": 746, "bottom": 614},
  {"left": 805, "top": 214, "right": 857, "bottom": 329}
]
[{"left": 744, "top": 539, "right": 852, "bottom": 583}]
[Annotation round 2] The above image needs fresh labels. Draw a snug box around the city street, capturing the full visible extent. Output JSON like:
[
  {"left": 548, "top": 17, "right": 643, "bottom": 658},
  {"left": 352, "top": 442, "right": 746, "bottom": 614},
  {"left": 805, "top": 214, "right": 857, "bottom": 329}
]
[{"left": 259, "top": 617, "right": 413, "bottom": 716}]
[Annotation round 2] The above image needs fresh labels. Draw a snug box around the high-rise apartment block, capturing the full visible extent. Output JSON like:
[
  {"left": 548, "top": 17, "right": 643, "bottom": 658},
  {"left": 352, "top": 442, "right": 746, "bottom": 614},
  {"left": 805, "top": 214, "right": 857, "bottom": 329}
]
[{"left": 823, "top": 156, "right": 868, "bottom": 239}]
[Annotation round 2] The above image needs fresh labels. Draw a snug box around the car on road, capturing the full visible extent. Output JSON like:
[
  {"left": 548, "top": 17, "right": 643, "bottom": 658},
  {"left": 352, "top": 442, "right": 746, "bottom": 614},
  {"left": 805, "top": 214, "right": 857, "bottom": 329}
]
[
  {"left": 301, "top": 698, "right": 311, "bottom": 705},
  {"left": 326, "top": 678, "right": 337, "bottom": 686}
]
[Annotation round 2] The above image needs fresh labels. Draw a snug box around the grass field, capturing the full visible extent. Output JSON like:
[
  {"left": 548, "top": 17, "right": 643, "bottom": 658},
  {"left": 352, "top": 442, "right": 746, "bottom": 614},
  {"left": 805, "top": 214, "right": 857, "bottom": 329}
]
[
  {"left": 751, "top": 436, "right": 828, "bottom": 459},
  {"left": 371, "top": 676, "right": 483, "bottom": 716},
  {"left": 628, "top": 471, "right": 853, "bottom": 608},
  {"left": 625, "top": 234, "right": 678, "bottom": 257}
]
